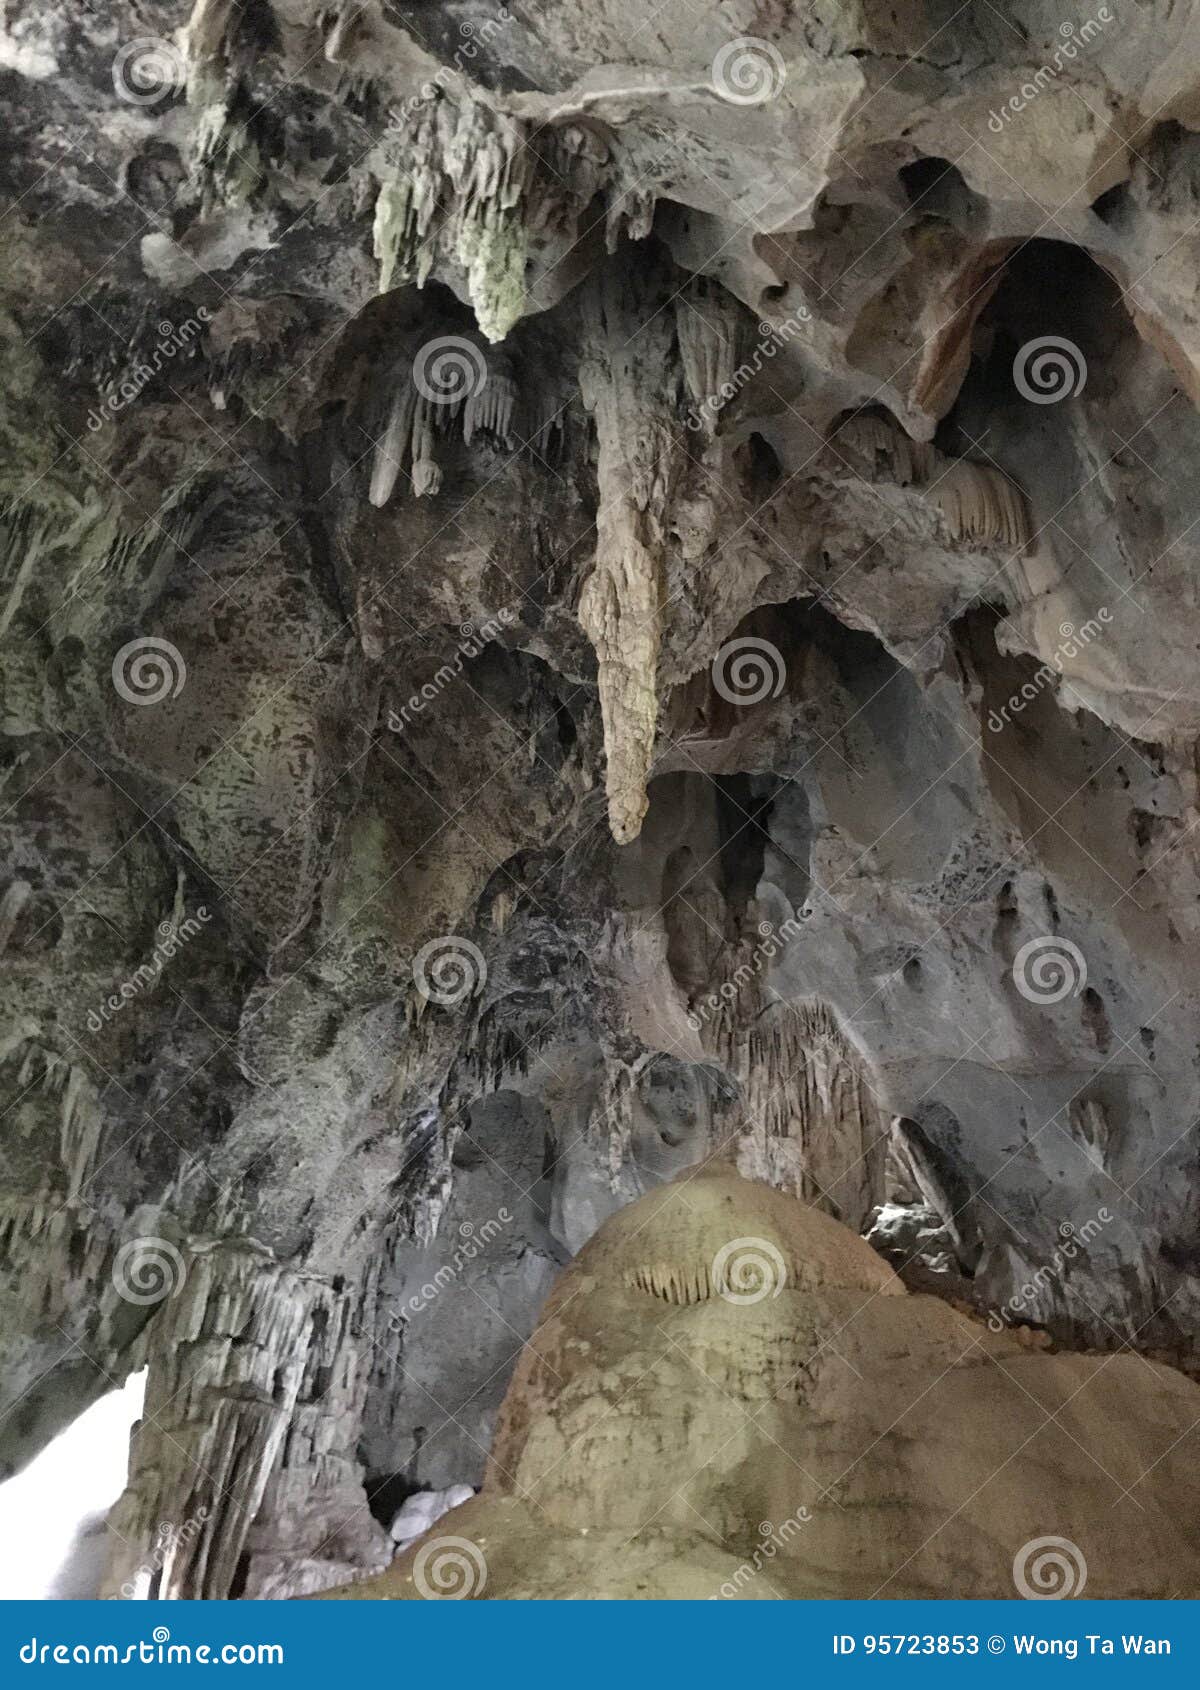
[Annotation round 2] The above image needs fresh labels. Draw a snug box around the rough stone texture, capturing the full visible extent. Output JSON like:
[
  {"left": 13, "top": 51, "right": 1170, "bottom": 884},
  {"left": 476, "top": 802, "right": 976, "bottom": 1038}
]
[
  {"left": 323, "top": 1166, "right": 1200, "bottom": 1600},
  {"left": 4, "top": 0, "right": 1200, "bottom": 1598}
]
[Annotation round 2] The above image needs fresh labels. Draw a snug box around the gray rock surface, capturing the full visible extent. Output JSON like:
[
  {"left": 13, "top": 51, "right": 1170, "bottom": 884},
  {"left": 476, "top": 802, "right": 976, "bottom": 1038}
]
[{"left": 3, "top": 0, "right": 1200, "bottom": 1597}]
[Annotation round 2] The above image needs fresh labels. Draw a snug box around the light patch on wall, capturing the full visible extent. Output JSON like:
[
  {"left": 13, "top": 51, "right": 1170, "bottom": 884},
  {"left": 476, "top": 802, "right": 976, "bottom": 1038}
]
[{"left": 0, "top": 1370, "right": 146, "bottom": 1598}]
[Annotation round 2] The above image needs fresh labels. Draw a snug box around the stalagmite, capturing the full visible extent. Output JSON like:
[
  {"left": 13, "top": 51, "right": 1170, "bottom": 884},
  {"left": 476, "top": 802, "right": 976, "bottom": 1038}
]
[
  {"left": 589, "top": 1054, "right": 638, "bottom": 1180},
  {"left": 323, "top": 1166, "right": 1200, "bottom": 1600}
]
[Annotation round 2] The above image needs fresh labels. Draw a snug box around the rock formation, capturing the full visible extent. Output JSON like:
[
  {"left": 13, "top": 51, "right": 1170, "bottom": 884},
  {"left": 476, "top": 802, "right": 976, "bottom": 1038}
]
[
  {"left": 322, "top": 1165, "right": 1200, "bottom": 1599},
  {"left": 4, "top": 0, "right": 1200, "bottom": 1600}
]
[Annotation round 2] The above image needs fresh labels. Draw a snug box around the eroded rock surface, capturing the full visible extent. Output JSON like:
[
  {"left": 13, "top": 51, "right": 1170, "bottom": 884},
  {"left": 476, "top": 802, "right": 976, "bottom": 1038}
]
[
  {"left": 324, "top": 1165, "right": 1200, "bottom": 1599},
  {"left": 3, "top": 0, "right": 1200, "bottom": 1597}
]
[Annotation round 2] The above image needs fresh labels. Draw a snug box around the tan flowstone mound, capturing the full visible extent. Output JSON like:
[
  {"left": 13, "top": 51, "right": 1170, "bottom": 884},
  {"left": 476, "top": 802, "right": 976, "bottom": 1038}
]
[{"left": 324, "top": 1162, "right": 1200, "bottom": 1600}]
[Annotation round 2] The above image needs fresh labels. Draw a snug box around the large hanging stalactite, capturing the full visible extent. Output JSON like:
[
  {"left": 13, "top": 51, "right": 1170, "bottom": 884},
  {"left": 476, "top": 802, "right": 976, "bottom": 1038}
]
[
  {"left": 576, "top": 263, "right": 746, "bottom": 843},
  {"left": 576, "top": 259, "right": 681, "bottom": 845}
]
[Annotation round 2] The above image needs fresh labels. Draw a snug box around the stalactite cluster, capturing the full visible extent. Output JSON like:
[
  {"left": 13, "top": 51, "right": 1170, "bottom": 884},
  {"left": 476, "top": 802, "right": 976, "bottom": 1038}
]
[{"left": 6, "top": 0, "right": 1200, "bottom": 1603}]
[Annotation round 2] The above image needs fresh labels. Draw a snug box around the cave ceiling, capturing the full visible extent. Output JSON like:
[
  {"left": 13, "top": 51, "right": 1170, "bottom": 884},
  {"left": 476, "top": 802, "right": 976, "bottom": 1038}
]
[{"left": 3, "top": 0, "right": 1200, "bottom": 1600}]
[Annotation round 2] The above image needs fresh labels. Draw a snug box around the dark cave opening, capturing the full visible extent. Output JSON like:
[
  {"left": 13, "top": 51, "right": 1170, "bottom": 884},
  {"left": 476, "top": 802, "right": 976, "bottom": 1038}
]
[
  {"left": 898, "top": 156, "right": 983, "bottom": 225},
  {"left": 936, "top": 236, "right": 1132, "bottom": 447},
  {"left": 712, "top": 773, "right": 776, "bottom": 918}
]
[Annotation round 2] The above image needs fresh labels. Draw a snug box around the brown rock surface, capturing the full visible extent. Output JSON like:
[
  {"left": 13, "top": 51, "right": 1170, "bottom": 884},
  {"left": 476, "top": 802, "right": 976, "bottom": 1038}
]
[{"left": 323, "top": 1165, "right": 1200, "bottom": 1599}]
